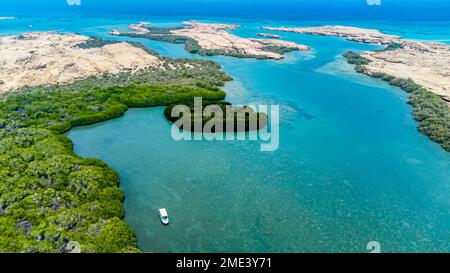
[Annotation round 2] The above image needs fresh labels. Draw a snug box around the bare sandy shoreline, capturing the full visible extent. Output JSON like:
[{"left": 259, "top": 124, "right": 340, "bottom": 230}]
[
  {"left": 113, "top": 21, "right": 309, "bottom": 60},
  {"left": 263, "top": 25, "right": 401, "bottom": 45},
  {"left": 0, "top": 32, "right": 160, "bottom": 93},
  {"left": 2, "top": 23, "right": 448, "bottom": 104}
]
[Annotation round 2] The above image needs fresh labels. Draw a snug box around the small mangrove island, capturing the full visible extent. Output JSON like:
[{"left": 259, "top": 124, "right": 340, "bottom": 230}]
[{"left": 164, "top": 101, "right": 268, "bottom": 133}]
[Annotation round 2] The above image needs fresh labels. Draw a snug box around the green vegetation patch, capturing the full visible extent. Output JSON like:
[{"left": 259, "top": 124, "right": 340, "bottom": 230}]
[
  {"left": 164, "top": 101, "right": 268, "bottom": 132},
  {"left": 0, "top": 56, "right": 232, "bottom": 252},
  {"left": 117, "top": 28, "right": 189, "bottom": 45},
  {"left": 344, "top": 52, "right": 450, "bottom": 151},
  {"left": 344, "top": 51, "right": 372, "bottom": 73},
  {"left": 378, "top": 42, "right": 405, "bottom": 52},
  {"left": 344, "top": 51, "right": 371, "bottom": 65},
  {"left": 75, "top": 36, "right": 160, "bottom": 56},
  {"left": 75, "top": 36, "right": 120, "bottom": 49},
  {"left": 143, "top": 26, "right": 184, "bottom": 35},
  {"left": 260, "top": 45, "right": 299, "bottom": 55}
]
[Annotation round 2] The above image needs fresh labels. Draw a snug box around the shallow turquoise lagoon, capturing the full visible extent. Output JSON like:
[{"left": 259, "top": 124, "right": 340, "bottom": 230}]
[
  {"left": 4, "top": 13, "right": 447, "bottom": 252},
  {"left": 63, "top": 18, "right": 450, "bottom": 253}
]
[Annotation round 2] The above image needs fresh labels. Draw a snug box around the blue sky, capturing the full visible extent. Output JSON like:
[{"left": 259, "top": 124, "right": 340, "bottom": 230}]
[{"left": 2, "top": 0, "right": 450, "bottom": 20}]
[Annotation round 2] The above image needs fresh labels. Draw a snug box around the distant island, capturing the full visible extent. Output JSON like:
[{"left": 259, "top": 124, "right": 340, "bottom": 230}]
[
  {"left": 264, "top": 25, "right": 450, "bottom": 151},
  {"left": 0, "top": 17, "right": 16, "bottom": 20},
  {"left": 111, "top": 21, "right": 309, "bottom": 60}
]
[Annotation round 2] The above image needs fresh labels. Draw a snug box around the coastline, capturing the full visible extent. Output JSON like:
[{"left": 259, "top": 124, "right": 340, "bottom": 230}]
[
  {"left": 0, "top": 38, "right": 233, "bottom": 252},
  {"left": 264, "top": 25, "right": 450, "bottom": 151},
  {"left": 344, "top": 52, "right": 450, "bottom": 151},
  {"left": 1, "top": 17, "right": 448, "bottom": 253},
  {"left": 0, "top": 30, "right": 270, "bottom": 252},
  {"left": 263, "top": 25, "right": 450, "bottom": 102}
]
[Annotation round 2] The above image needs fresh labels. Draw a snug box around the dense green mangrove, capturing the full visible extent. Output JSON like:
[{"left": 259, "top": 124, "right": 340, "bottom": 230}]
[
  {"left": 343, "top": 51, "right": 372, "bottom": 73},
  {"left": 75, "top": 36, "right": 160, "bottom": 56},
  {"left": 164, "top": 101, "right": 268, "bottom": 132},
  {"left": 0, "top": 55, "right": 233, "bottom": 252},
  {"left": 75, "top": 36, "right": 119, "bottom": 49},
  {"left": 345, "top": 51, "right": 450, "bottom": 151}
]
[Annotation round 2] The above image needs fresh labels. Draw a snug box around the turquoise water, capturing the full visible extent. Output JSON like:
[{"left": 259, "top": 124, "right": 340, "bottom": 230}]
[{"left": 2, "top": 13, "right": 449, "bottom": 252}]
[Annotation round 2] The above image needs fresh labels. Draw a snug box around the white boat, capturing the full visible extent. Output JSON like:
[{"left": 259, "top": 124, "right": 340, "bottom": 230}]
[{"left": 159, "top": 208, "right": 169, "bottom": 225}]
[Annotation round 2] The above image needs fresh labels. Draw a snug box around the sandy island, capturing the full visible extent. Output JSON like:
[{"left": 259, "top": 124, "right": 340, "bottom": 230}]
[
  {"left": 113, "top": 21, "right": 309, "bottom": 59},
  {"left": 257, "top": 33, "right": 281, "bottom": 39},
  {"left": 264, "top": 25, "right": 450, "bottom": 103},
  {"left": 0, "top": 17, "right": 16, "bottom": 20},
  {"left": 263, "top": 25, "right": 401, "bottom": 45},
  {"left": 0, "top": 32, "right": 161, "bottom": 93}
]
